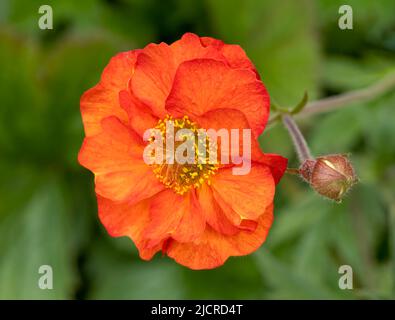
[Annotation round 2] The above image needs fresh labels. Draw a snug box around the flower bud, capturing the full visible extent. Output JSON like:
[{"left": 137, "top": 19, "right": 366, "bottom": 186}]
[{"left": 299, "top": 154, "right": 358, "bottom": 202}]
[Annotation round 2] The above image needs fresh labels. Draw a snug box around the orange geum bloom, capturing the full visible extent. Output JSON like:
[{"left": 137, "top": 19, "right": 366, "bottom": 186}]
[{"left": 78, "top": 33, "right": 287, "bottom": 270}]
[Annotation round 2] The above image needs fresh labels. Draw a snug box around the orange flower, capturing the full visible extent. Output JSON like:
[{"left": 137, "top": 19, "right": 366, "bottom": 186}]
[{"left": 78, "top": 33, "right": 287, "bottom": 269}]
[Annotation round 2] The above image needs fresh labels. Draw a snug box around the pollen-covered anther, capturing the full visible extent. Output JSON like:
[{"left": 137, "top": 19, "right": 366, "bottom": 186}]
[{"left": 151, "top": 115, "right": 218, "bottom": 195}]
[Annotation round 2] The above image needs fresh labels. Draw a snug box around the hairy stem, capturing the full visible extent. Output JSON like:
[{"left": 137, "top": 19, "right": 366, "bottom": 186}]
[
  {"left": 268, "top": 70, "right": 395, "bottom": 126},
  {"left": 282, "top": 114, "right": 312, "bottom": 163},
  {"left": 301, "top": 71, "right": 395, "bottom": 117}
]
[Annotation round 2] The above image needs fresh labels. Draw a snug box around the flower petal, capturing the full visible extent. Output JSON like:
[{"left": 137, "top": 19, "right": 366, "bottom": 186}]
[
  {"left": 197, "top": 183, "right": 239, "bottom": 236},
  {"left": 78, "top": 116, "right": 164, "bottom": 203},
  {"left": 144, "top": 189, "right": 206, "bottom": 245},
  {"left": 131, "top": 43, "right": 175, "bottom": 118},
  {"left": 166, "top": 204, "right": 274, "bottom": 270},
  {"left": 197, "top": 108, "right": 287, "bottom": 184},
  {"left": 119, "top": 89, "right": 158, "bottom": 137},
  {"left": 254, "top": 153, "right": 288, "bottom": 185},
  {"left": 166, "top": 59, "right": 269, "bottom": 137},
  {"left": 80, "top": 51, "right": 138, "bottom": 136},
  {"left": 170, "top": 32, "right": 225, "bottom": 64},
  {"left": 210, "top": 164, "right": 275, "bottom": 223},
  {"left": 97, "top": 196, "right": 163, "bottom": 260},
  {"left": 131, "top": 34, "right": 226, "bottom": 118},
  {"left": 196, "top": 108, "right": 254, "bottom": 164},
  {"left": 200, "top": 36, "right": 258, "bottom": 74}
]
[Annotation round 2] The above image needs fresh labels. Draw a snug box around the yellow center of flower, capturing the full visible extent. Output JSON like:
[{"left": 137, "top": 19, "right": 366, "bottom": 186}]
[{"left": 150, "top": 115, "right": 218, "bottom": 195}]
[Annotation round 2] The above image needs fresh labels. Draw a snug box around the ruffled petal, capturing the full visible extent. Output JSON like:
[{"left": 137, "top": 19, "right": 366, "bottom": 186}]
[
  {"left": 131, "top": 35, "right": 225, "bottom": 119},
  {"left": 144, "top": 189, "right": 205, "bottom": 246},
  {"left": 80, "top": 51, "right": 138, "bottom": 137},
  {"left": 78, "top": 116, "right": 164, "bottom": 203},
  {"left": 210, "top": 164, "right": 275, "bottom": 223},
  {"left": 166, "top": 204, "right": 274, "bottom": 270},
  {"left": 197, "top": 183, "right": 239, "bottom": 236},
  {"left": 200, "top": 36, "right": 258, "bottom": 74},
  {"left": 197, "top": 108, "right": 287, "bottom": 184},
  {"left": 170, "top": 32, "right": 225, "bottom": 64},
  {"left": 131, "top": 43, "right": 175, "bottom": 118},
  {"left": 97, "top": 196, "right": 163, "bottom": 260},
  {"left": 254, "top": 152, "right": 288, "bottom": 185},
  {"left": 119, "top": 89, "right": 158, "bottom": 137},
  {"left": 196, "top": 108, "right": 254, "bottom": 165},
  {"left": 166, "top": 59, "right": 269, "bottom": 137}
]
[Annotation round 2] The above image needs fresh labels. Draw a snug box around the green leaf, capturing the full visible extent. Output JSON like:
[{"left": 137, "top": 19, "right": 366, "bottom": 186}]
[
  {"left": 181, "top": 257, "right": 264, "bottom": 299},
  {"left": 254, "top": 248, "right": 344, "bottom": 299},
  {"left": 318, "top": 0, "right": 395, "bottom": 42},
  {"left": 0, "top": 162, "right": 40, "bottom": 223},
  {"left": 309, "top": 106, "right": 364, "bottom": 155},
  {"left": 85, "top": 239, "right": 185, "bottom": 299},
  {"left": 266, "top": 195, "right": 331, "bottom": 249},
  {"left": 0, "top": 31, "right": 46, "bottom": 159},
  {"left": 325, "top": 200, "right": 379, "bottom": 295},
  {"left": 292, "top": 222, "right": 335, "bottom": 287},
  {"left": 207, "top": 0, "right": 321, "bottom": 105},
  {"left": 322, "top": 55, "right": 395, "bottom": 92},
  {"left": 291, "top": 91, "right": 309, "bottom": 115},
  {"left": 0, "top": 178, "right": 76, "bottom": 299},
  {"left": 362, "top": 93, "right": 395, "bottom": 164},
  {"left": 41, "top": 35, "right": 125, "bottom": 169}
]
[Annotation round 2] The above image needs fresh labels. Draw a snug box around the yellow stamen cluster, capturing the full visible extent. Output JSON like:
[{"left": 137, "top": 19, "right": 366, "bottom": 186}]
[{"left": 151, "top": 115, "right": 218, "bottom": 195}]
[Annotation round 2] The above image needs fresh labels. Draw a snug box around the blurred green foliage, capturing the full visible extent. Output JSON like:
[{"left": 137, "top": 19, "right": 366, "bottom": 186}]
[{"left": 0, "top": 0, "right": 394, "bottom": 299}]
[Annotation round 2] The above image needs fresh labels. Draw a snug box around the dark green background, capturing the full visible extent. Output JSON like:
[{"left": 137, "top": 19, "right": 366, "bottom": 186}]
[{"left": 0, "top": 0, "right": 394, "bottom": 299}]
